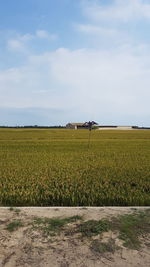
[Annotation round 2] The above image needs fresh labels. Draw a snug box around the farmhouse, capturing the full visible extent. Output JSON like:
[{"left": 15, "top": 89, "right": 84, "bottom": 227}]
[
  {"left": 66, "top": 123, "right": 86, "bottom": 130},
  {"left": 66, "top": 121, "right": 98, "bottom": 129}
]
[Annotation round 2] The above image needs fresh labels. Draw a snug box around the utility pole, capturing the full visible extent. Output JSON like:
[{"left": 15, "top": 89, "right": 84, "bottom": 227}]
[{"left": 87, "top": 121, "right": 96, "bottom": 149}]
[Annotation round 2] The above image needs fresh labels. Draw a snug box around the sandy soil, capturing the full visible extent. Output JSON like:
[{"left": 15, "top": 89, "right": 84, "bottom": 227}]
[{"left": 0, "top": 207, "right": 149, "bottom": 267}]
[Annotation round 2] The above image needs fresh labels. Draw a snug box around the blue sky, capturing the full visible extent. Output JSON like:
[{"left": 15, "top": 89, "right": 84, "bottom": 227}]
[{"left": 0, "top": 0, "right": 150, "bottom": 126}]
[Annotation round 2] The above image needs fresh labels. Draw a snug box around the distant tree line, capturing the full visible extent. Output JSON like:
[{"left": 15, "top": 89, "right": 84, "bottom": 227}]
[
  {"left": 0, "top": 125, "right": 66, "bottom": 129},
  {"left": 132, "top": 126, "right": 150, "bottom": 130},
  {"left": 0, "top": 125, "right": 149, "bottom": 129}
]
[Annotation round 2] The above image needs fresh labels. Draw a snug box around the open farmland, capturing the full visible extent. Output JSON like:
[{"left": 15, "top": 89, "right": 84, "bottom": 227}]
[{"left": 0, "top": 128, "right": 149, "bottom": 206}]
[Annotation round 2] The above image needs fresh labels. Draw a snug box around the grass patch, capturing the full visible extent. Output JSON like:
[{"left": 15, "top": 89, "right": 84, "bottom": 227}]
[
  {"left": 5, "top": 220, "right": 23, "bottom": 232},
  {"left": 90, "top": 239, "right": 119, "bottom": 255},
  {"left": 32, "top": 215, "right": 82, "bottom": 236},
  {"left": 111, "top": 210, "right": 150, "bottom": 249},
  {"left": 77, "top": 219, "right": 110, "bottom": 237}
]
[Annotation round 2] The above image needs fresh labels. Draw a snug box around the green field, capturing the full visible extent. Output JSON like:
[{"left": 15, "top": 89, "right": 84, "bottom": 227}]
[{"left": 0, "top": 128, "right": 149, "bottom": 206}]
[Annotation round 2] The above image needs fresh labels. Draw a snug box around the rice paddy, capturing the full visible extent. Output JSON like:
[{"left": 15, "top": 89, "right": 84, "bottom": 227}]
[{"left": 0, "top": 128, "right": 149, "bottom": 206}]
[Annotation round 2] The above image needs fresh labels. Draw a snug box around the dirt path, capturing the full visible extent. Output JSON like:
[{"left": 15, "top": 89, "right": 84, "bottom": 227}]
[{"left": 0, "top": 207, "right": 149, "bottom": 267}]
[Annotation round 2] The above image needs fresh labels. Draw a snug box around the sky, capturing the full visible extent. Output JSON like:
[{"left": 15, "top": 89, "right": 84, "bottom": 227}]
[{"left": 0, "top": 0, "right": 150, "bottom": 126}]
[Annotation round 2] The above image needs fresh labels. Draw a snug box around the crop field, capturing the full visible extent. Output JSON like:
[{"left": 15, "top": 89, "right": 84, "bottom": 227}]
[{"left": 0, "top": 128, "right": 149, "bottom": 206}]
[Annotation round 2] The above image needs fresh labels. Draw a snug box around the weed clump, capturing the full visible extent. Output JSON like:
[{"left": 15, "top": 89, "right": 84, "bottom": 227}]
[
  {"left": 77, "top": 219, "right": 110, "bottom": 237},
  {"left": 111, "top": 210, "right": 150, "bottom": 249},
  {"left": 90, "top": 239, "right": 119, "bottom": 255},
  {"left": 6, "top": 220, "right": 23, "bottom": 232},
  {"left": 32, "top": 215, "right": 82, "bottom": 236}
]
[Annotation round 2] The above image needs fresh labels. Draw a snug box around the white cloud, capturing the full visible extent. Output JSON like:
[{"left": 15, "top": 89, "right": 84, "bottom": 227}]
[
  {"left": 0, "top": 68, "right": 23, "bottom": 83},
  {"left": 36, "top": 30, "right": 57, "bottom": 40},
  {"left": 36, "top": 30, "right": 49, "bottom": 38},
  {"left": 7, "top": 39, "right": 26, "bottom": 52},
  {"left": 0, "top": 47, "right": 150, "bottom": 123},
  {"left": 76, "top": 24, "right": 118, "bottom": 36},
  {"left": 84, "top": 0, "right": 150, "bottom": 22},
  {"left": 7, "top": 30, "right": 57, "bottom": 52},
  {"left": 20, "top": 33, "right": 34, "bottom": 42},
  {"left": 7, "top": 32, "right": 34, "bottom": 52}
]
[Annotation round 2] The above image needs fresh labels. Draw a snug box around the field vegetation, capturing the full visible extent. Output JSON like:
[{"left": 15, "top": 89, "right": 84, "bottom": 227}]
[{"left": 0, "top": 128, "right": 149, "bottom": 206}]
